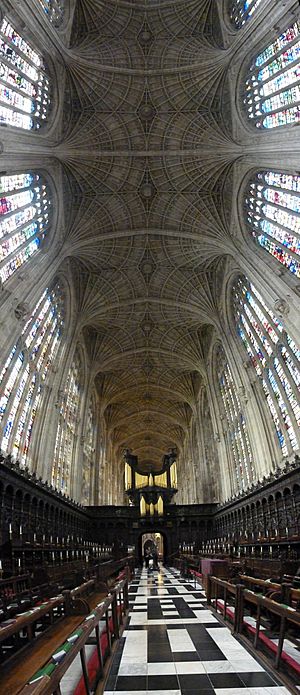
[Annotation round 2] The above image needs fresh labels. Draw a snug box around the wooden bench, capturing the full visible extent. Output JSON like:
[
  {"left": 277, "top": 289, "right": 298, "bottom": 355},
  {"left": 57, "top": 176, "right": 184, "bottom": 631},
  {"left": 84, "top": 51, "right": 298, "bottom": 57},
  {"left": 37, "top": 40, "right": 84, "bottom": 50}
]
[
  {"left": 0, "top": 567, "right": 131, "bottom": 693},
  {"left": 18, "top": 578, "right": 129, "bottom": 695},
  {"left": 208, "top": 574, "right": 300, "bottom": 690}
]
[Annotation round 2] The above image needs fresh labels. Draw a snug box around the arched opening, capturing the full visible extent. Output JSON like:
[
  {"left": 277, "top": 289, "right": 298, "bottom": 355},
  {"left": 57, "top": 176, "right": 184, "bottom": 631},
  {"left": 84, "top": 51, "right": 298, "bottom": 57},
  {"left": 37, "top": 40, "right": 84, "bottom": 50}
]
[{"left": 137, "top": 531, "right": 169, "bottom": 567}]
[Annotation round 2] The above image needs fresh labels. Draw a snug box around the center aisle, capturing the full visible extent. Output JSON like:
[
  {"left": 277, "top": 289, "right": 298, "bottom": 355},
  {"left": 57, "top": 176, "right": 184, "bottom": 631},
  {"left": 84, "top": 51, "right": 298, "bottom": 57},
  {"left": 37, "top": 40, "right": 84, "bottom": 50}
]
[{"left": 104, "top": 566, "right": 290, "bottom": 695}]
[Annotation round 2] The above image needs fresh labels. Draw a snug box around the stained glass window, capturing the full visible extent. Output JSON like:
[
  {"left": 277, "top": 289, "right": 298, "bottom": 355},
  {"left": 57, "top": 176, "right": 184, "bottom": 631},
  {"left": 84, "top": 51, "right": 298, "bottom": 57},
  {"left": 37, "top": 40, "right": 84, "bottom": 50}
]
[
  {"left": 216, "top": 345, "right": 254, "bottom": 491},
  {"left": 246, "top": 171, "right": 300, "bottom": 278},
  {"left": 0, "top": 172, "right": 50, "bottom": 284},
  {"left": 38, "top": 1, "right": 64, "bottom": 27},
  {"left": 81, "top": 397, "right": 97, "bottom": 505},
  {"left": 0, "top": 18, "right": 50, "bottom": 130},
  {"left": 244, "top": 20, "right": 300, "bottom": 128},
  {"left": 0, "top": 283, "right": 64, "bottom": 465},
  {"left": 229, "top": 0, "right": 263, "bottom": 29},
  {"left": 52, "top": 351, "right": 81, "bottom": 494},
  {"left": 233, "top": 276, "right": 300, "bottom": 457}
]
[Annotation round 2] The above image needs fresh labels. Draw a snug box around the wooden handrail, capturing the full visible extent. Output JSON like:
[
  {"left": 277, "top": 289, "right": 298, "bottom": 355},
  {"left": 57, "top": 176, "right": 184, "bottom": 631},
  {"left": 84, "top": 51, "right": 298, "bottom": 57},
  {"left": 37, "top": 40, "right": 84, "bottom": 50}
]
[
  {"left": 0, "top": 594, "right": 64, "bottom": 644},
  {"left": 244, "top": 590, "right": 300, "bottom": 626},
  {"left": 209, "top": 576, "right": 237, "bottom": 595},
  {"left": 238, "top": 574, "right": 300, "bottom": 603},
  {"left": 71, "top": 579, "right": 95, "bottom": 598},
  {"left": 0, "top": 573, "right": 30, "bottom": 588},
  {"left": 18, "top": 676, "right": 51, "bottom": 695},
  {"left": 239, "top": 575, "right": 281, "bottom": 591}
]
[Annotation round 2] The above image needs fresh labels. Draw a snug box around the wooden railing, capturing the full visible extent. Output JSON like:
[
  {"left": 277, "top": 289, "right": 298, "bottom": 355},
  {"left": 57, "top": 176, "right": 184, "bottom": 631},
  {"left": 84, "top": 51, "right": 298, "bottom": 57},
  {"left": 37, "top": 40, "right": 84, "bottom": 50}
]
[
  {"left": 0, "top": 559, "right": 132, "bottom": 667},
  {"left": 0, "top": 594, "right": 66, "bottom": 647},
  {"left": 19, "top": 578, "right": 129, "bottom": 695},
  {"left": 239, "top": 574, "right": 300, "bottom": 605},
  {"left": 207, "top": 574, "right": 300, "bottom": 690},
  {"left": 0, "top": 573, "right": 31, "bottom": 597},
  {"left": 0, "top": 556, "right": 133, "bottom": 617}
]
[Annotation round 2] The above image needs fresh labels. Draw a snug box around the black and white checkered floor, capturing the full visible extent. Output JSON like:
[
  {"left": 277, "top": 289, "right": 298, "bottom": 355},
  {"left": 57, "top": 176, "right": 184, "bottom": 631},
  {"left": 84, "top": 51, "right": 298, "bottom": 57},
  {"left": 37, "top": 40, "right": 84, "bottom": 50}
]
[{"left": 104, "top": 566, "right": 291, "bottom": 695}]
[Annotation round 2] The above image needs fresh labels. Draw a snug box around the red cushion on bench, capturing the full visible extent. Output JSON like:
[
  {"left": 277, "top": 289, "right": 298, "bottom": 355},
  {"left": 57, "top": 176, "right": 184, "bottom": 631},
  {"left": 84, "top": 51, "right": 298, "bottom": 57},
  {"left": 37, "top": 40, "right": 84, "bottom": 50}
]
[{"left": 244, "top": 623, "right": 300, "bottom": 676}]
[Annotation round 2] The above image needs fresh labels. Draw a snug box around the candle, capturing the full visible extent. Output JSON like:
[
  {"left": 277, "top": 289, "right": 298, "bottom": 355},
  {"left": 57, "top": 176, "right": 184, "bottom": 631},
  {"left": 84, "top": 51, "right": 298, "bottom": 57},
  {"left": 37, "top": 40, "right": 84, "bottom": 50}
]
[
  {"left": 20, "top": 525, "right": 22, "bottom": 536},
  {"left": 9, "top": 523, "right": 12, "bottom": 537},
  {"left": 34, "top": 533, "right": 36, "bottom": 542},
  {"left": 286, "top": 527, "right": 289, "bottom": 537},
  {"left": 18, "top": 558, "right": 21, "bottom": 568},
  {"left": 0, "top": 560, "right": 2, "bottom": 570},
  {"left": 43, "top": 534, "right": 45, "bottom": 542}
]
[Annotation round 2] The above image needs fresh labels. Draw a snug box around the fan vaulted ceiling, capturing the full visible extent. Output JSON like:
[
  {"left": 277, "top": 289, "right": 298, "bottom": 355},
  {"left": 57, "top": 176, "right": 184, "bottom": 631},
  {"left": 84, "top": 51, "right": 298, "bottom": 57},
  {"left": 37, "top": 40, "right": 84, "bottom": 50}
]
[{"left": 61, "top": 0, "right": 236, "bottom": 472}]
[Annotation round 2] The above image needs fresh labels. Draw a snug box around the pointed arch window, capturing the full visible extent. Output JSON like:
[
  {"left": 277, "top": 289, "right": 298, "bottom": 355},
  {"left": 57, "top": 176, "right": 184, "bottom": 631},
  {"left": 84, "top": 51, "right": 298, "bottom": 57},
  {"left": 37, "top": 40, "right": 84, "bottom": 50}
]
[
  {"left": 229, "top": 0, "right": 263, "bottom": 29},
  {"left": 233, "top": 275, "right": 300, "bottom": 457},
  {"left": 0, "top": 172, "right": 51, "bottom": 284},
  {"left": 216, "top": 344, "right": 254, "bottom": 491},
  {"left": 0, "top": 18, "right": 50, "bottom": 130},
  {"left": 245, "top": 170, "right": 300, "bottom": 278},
  {"left": 0, "top": 282, "right": 64, "bottom": 465},
  {"left": 81, "top": 395, "right": 97, "bottom": 505},
  {"left": 244, "top": 20, "right": 300, "bottom": 128},
  {"left": 52, "top": 351, "right": 81, "bottom": 494},
  {"left": 37, "top": 1, "right": 65, "bottom": 27}
]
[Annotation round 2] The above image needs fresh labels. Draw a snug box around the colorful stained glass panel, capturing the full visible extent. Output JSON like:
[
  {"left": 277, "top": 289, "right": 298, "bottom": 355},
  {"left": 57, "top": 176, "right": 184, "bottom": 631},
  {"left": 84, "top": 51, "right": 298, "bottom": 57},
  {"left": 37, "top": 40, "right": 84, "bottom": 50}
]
[
  {"left": 245, "top": 21, "right": 300, "bottom": 128},
  {"left": 0, "top": 18, "right": 50, "bottom": 130},
  {"left": 246, "top": 171, "right": 300, "bottom": 277}
]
